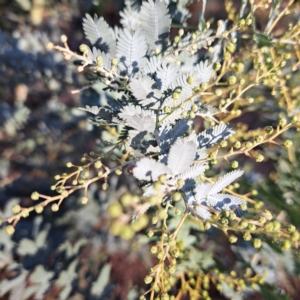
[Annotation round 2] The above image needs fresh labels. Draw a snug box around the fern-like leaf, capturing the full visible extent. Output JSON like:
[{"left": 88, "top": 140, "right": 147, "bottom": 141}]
[
  {"left": 156, "top": 62, "right": 179, "bottom": 91},
  {"left": 160, "top": 100, "right": 192, "bottom": 125},
  {"left": 139, "top": 0, "right": 171, "bottom": 52},
  {"left": 197, "top": 103, "right": 218, "bottom": 117},
  {"left": 194, "top": 182, "right": 212, "bottom": 200},
  {"left": 167, "top": 73, "right": 193, "bottom": 102},
  {"left": 129, "top": 75, "right": 162, "bottom": 108},
  {"left": 208, "top": 170, "right": 244, "bottom": 195},
  {"left": 133, "top": 157, "right": 171, "bottom": 181},
  {"left": 87, "top": 47, "right": 112, "bottom": 69},
  {"left": 195, "top": 150, "right": 208, "bottom": 160},
  {"left": 167, "top": 137, "right": 197, "bottom": 175},
  {"left": 78, "top": 105, "right": 101, "bottom": 115},
  {"left": 178, "top": 162, "right": 207, "bottom": 180},
  {"left": 129, "top": 130, "right": 147, "bottom": 149},
  {"left": 120, "top": 7, "right": 140, "bottom": 31},
  {"left": 159, "top": 119, "right": 189, "bottom": 153},
  {"left": 197, "top": 123, "right": 234, "bottom": 149},
  {"left": 58, "top": 239, "right": 88, "bottom": 259},
  {"left": 143, "top": 55, "right": 162, "bottom": 74},
  {"left": 118, "top": 105, "right": 156, "bottom": 132},
  {"left": 82, "top": 14, "right": 116, "bottom": 56},
  {"left": 117, "top": 29, "right": 147, "bottom": 77},
  {"left": 195, "top": 206, "right": 212, "bottom": 220},
  {"left": 194, "top": 60, "right": 213, "bottom": 84},
  {"left": 207, "top": 193, "right": 245, "bottom": 211},
  {"left": 168, "top": 118, "right": 189, "bottom": 142}
]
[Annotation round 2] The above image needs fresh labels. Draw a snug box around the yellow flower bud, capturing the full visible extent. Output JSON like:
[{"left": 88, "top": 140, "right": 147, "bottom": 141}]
[
  {"left": 172, "top": 92, "right": 180, "bottom": 100},
  {"left": 108, "top": 203, "right": 123, "bottom": 217},
  {"left": 60, "top": 35, "right": 67, "bottom": 43},
  {"left": 231, "top": 161, "right": 239, "bottom": 169},
  {"left": 173, "top": 36, "right": 180, "bottom": 43},
  {"left": 31, "top": 191, "right": 40, "bottom": 201},
  {"left": 12, "top": 204, "right": 21, "bottom": 214},
  {"left": 5, "top": 225, "right": 15, "bottom": 235},
  {"left": 213, "top": 62, "right": 221, "bottom": 71},
  {"left": 51, "top": 203, "right": 59, "bottom": 212},
  {"left": 264, "top": 126, "right": 273, "bottom": 134},
  {"left": 191, "top": 104, "right": 198, "bottom": 112},
  {"left": 46, "top": 42, "right": 54, "bottom": 50},
  {"left": 255, "top": 154, "right": 264, "bottom": 162},
  {"left": 281, "top": 240, "right": 291, "bottom": 250},
  {"left": 226, "top": 42, "right": 236, "bottom": 54},
  {"left": 35, "top": 205, "right": 44, "bottom": 214},
  {"left": 178, "top": 29, "right": 184, "bottom": 36},
  {"left": 253, "top": 238, "right": 262, "bottom": 249},
  {"left": 79, "top": 44, "right": 88, "bottom": 53},
  {"left": 284, "top": 140, "right": 293, "bottom": 148},
  {"left": 144, "top": 275, "right": 153, "bottom": 284},
  {"left": 21, "top": 209, "right": 29, "bottom": 218},
  {"left": 234, "top": 141, "right": 241, "bottom": 149},
  {"left": 278, "top": 118, "right": 287, "bottom": 127},
  {"left": 177, "top": 179, "right": 185, "bottom": 187},
  {"left": 291, "top": 116, "right": 298, "bottom": 123},
  {"left": 229, "top": 235, "right": 238, "bottom": 243},
  {"left": 172, "top": 192, "right": 182, "bottom": 202},
  {"left": 228, "top": 76, "right": 237, "bottom": 85}
]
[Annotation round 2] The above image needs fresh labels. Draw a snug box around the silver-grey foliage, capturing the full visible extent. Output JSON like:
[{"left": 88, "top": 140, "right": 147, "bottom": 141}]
[
  {"left": 77, "top": 0, "right": 245, "bottom": 220},
  {"left": 82, "top": 14, "right": 116, "bottom": 56},
  {"left": 116, "top": 29, "right": 147, "bottom": 77},
  {"left": 139, "top": 0, "right": 171, "bottom": 51}
]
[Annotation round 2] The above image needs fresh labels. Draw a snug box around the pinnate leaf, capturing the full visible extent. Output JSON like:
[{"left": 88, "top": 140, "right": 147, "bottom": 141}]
[
  {"left": 83, "top": 14, "right": 116, "bottom": 56},
  {"left": 208, "top": 170, "right": 244, "bottom": 195},
  {"left": 129, "top": 75, "right": 162, "bottom": 107},
  {"left": 207, "top": 194, "right": 245, "bottom": 211},
  {"left": 197, "top": 123, "right": 234, "bottom": 149},
  {"left": 139, "top": 0, "right": 171, "bottom": 51},
  {"left": 133, "top": 157, "right": 171, "bottom": 181},
  {"left": 168, "top": 137, "right": 197, "bottom": 175},
  {"left": 117, "top": 29, "right": 147, "bottom": 77}
]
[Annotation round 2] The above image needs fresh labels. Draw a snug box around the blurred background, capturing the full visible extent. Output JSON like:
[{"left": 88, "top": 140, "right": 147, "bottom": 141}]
[{"left": 1, "top": 1, "right": 300, "bottom": 299}]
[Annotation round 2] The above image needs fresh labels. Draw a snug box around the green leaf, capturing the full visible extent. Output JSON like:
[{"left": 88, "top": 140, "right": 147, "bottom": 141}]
[
  {"left": 260, "top": 284, "right": 292, "bottom": 300},
  {"left": 254, "top": 32, "right": 273, "bottom": 48}
]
